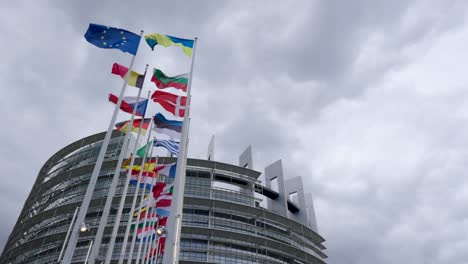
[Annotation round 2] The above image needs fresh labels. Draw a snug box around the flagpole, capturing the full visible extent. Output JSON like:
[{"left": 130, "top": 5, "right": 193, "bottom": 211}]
[
  {"left": 104, "top": 89, "right": 151, "bottom": 264},
  {"left": 88, "top": 81, "right": 145, "bottom": 264},
  {"left": 141, "top": 165, "right": 159, "bottom": 264},
  {"left": 146, "top": 174, "right": 165, "bottom": 264},
  {"left": 142, "top": 219, "right": 153, "bottom": 264},
  {"left": 61, "top": 30, "right": 144, "bottom": 264},
  {"left": 136, "top": 156, "right": 158, "bottom": 264},
  {"left": 117, "top": 137, "right": 154, "bottom": 264},
  {"left": 57, "top": 206, "right": 79, "bottom": 262},
  {"left": 162, "top": 37, "right": 198, "bottom": 264},
  {"left": 120, "top": 135, "right": 154, "bottom": 264},
  {"left": 129, "top": 142, "right": 157, "bottom": 264},
  {"left": 145, "top": 215, "right": 159, "bottom": 264}
]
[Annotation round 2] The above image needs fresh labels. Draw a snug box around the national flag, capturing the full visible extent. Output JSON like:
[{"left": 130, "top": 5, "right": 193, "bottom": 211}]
[
  {"left": 153, "top": 113, "right": 182, "bottom": 140},
  {"left": 108, "top": 94, "right": 148, "bottom": 117},
  {"left": 153, "top": 127, "right": 181, "bottom": 140},
  {"left": 153, "top": 183, "right": 173, "bottom": 213},
  {"left": 155, "top": 199, "right": 171, "bottom": 208},
  {"left": 115, "top": 118, "right": 151, "bottom": 135},
  {"left": 151, "top": 90, "right": 187, "bottom": 117},
  {"left": 148, "top": 234, "right": 167, "bottom": 258},
  {"left": 152, "top": 182, "right": 169, "bottom": 198},
  {"left": 157, "top": 236, "right": 167, "bottom": 255},
  {"left": 154, "top": 184, "right": 173, "bottom": 200},
  {"left": 84, "top": 23, "right": 141, "bottom": 55},
  {"left": 155, "top": 192, "right": 173, "bottom": 202},
  {"left": 157, "top": 163, "right": 177, "bottom": 178},
  {"left": 157, "top": 216, "right": 168, "bottom": 227},
  {"left": 133, "top": 210, "right": 158, "bottom": 222},
  {"left": 133, "top": 207, "right": 148, "bottom": 217},
  {"left": 144, "top": 33, "right": 194, "bottom": 57},
  {"left": 153, "top": 139, "right": 179, "bottom": 156},
  {"left": 156, "top": 198, "right": 172, "bottom": 208},
  {"left": 136, "top": 226, "right": 156, "bottom": 235},
  {"left": 155, "top": 185, "right": 173, "bottom": 207},
  {"left": 112, "top": 63, "right": 145, "bottom": 88},
  {"left": 151, "top": 68, "right": 188, "bottom": 92},
  {"left": 124, "top": 158, "right": 156, "bottom": 172},
  {"left": 137, "top": 227, "right": 156, "bottom": 241},
  {"left": 136, "top": 141, "right": 152, "bottom": 158},
  {"left": 129, "top": 174, "right": 156, "bottom": 190},
  {"left": 131, "top": 221, "right": 155, "bottom": 231},
  {"left": 156, "top": 207, "right": 171, "bottom": 217},
  {"left": 122, "top": 154, "right": 132, "bottom": 168},
  {"left": 131, "top": 212, "right": 158, "bottom": 230},
  {"left": 152, "top": 183, "right": 174, "bottom": 216},
  {"left": 128, "top": 169, "right": 154, "bottom": 177},
  {"left": 140, "top": 195, "right": 156, "bottom": 209}
]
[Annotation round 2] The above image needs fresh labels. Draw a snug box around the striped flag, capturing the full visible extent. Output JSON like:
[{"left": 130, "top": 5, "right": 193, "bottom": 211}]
[
  {"left": 112, "top": 63, "right": 146, "bottom": 88},
  {"left": 115, "top": 118, "right": 151, "bottom": 135},
  {"left": 124, "top": 158, "right": 157, "bottom": 172},
  {"left": 131, "top": 212, "right": 158, "bottom": 230},
  {"left": 109, "top": 94, "right": 148, "bottom": 117},
  {"left": 129, "top": 174, "right": 155, "bottom": 189},
  {"left": 152, "top": 183, "right": 173, "bottom": 217},
  {"left": 151, "top": 68, "right": 188, "bottom": 92},
  {"left": 153, "top": 113, "right": 182, "bottom": 140},
  {"left": 157, "top": 163, "right": 177, "bottom": 178},
  {"left": 154, "top": 139, "right": 179, "bottom": 156}
]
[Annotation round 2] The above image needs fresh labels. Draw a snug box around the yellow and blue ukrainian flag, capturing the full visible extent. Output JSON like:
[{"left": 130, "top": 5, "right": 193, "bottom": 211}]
[{"left": 144, "top": 33, "right": 194, "bottom": 57}]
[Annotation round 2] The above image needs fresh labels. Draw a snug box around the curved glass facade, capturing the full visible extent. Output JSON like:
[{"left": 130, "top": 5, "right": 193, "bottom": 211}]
[{"left": 0, "top": 132, "right": 327, "bottom": 264}]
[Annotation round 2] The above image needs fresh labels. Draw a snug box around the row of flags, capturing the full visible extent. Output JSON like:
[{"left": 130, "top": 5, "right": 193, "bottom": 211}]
[
  {"left": 112, "top": 62, "right": 188, "bottom": 92},
  {"left": 85, "top": 23, "right": 190, "bottom": 156},
  {"left": 83, "top": 22, "right": 194, "bottom": 263},
  {"left": 130, "top": 182, "right": 174, "bottom": 260},
  {"left": 85, "top": 23, "right": 194, "bottom": 57}
]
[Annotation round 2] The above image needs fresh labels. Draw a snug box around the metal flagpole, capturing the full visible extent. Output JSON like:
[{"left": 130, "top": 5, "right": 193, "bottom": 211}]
[
  {"left": 61, "top": 30, "right": 144, "bottom": 264},
  {"left": 57, "top": 206, "right": 79, "bottom": 262},
  {"left": 84, "top": 240, "right": 94, "bottom": 264},
  {"left": 88, "top": 78, "right": 146, "bottom": 264},
  {"left": 138, "top": 200, "right": 153, "bottom": 264},
  {"left": 162, "top": 37, "right": 198, "bottom": 264},
  {"left": 146, "top": 174, "right": 165, "bottom": 264},
  {"left": 136, "top": 156, "right": 158, "bottom": 264},
  {"left": 142, "top": 218, "right": 153, "bottom": 264},
  {"left": 122, "top": 138, "right": 155, "bottom": 264},
  {"left": 151, "top": 175, "right": 166, "bottom": 264},
  {"left": 117, "top": 125, "right": 154, "bottom": 264},
  {"left": 145, "top": 215, "right": 159, "bottom": 264},
  {"left": 104, "top": 89, "right": 151, "bottom": 264},
  {"left": 129, "top": 144, "right": 156, "bottom": 264}
]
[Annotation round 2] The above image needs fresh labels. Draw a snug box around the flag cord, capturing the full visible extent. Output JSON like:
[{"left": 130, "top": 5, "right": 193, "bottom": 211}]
[{"left": 60, "top": 29, "right": 144, "bottom": 264}]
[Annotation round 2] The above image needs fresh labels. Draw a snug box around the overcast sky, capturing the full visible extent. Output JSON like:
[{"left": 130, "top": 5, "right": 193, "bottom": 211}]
[{"left": 2, "top": 0, "right": 468, "bottom": 263}]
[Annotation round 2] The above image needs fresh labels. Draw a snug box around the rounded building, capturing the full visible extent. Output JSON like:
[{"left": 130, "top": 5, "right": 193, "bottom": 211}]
[{"left": 0, "top": 132, "right": 327, "bottom": 264}]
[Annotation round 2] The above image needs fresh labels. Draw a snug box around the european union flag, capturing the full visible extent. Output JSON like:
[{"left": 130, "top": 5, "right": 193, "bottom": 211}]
[{"left": 84, "top": 23, "right": 141, "bottom": 55}]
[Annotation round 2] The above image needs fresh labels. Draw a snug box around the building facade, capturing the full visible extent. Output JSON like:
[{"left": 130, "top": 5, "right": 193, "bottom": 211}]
[{"left": 0, "top": 132, "right": 327, "bottom": 264}]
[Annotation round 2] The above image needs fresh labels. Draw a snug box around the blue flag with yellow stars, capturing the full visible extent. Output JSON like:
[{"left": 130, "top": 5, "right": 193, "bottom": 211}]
[{"left": 84, "top": 23, "right": 141, "bottom": 55}]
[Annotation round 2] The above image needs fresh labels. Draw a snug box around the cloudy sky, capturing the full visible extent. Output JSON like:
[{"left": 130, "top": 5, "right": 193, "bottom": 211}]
[{"left": 2, "top": 0, "right": 468, "bottom": 263}]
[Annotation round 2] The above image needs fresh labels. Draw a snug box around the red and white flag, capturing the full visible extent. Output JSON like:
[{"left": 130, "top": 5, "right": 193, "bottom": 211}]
[{"left": 151, "top": 90, "right": 187, "bottom": 117}]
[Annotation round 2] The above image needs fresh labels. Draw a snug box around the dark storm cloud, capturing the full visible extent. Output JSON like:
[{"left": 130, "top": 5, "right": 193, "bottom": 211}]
[{"left": 2, "top": 1, "right": 468, "bottom": 264}]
